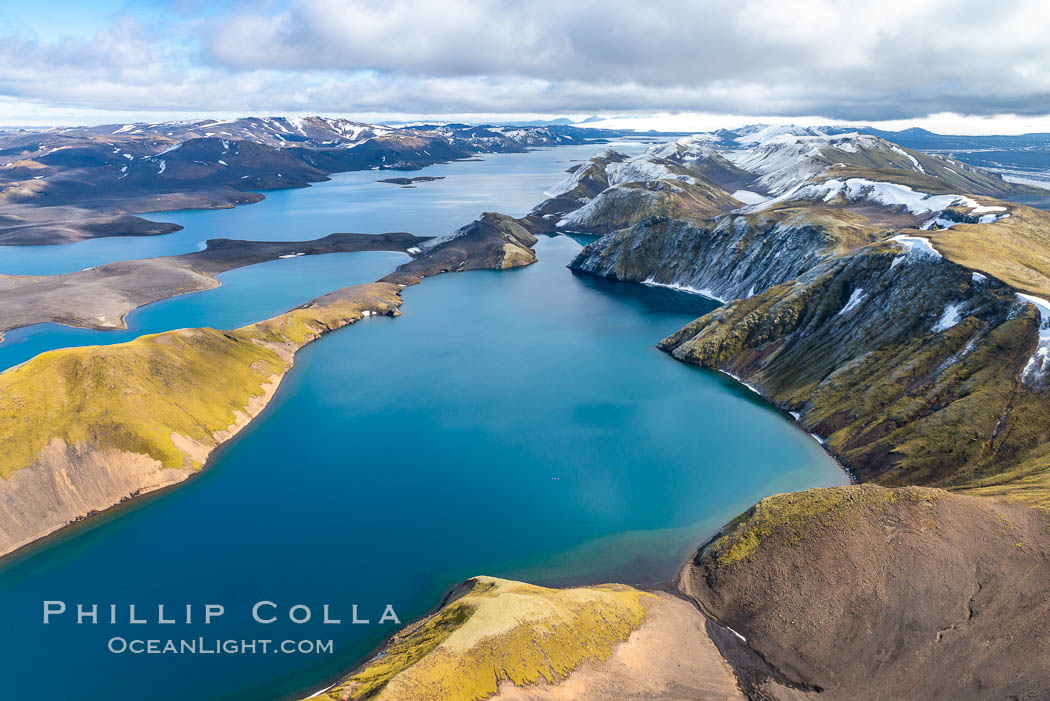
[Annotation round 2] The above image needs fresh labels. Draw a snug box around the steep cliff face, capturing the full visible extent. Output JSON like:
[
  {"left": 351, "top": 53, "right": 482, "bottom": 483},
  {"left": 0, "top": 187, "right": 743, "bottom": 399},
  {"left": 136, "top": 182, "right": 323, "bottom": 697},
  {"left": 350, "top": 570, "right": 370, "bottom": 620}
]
[
  {"left": 569, "top": 213, "right": 841, "bottom": 302},
  {"left": 658, "top": 239, "right": 1050, "bottom": 501},
  {"left": 382, "top": 212, "right": 539, "bottom": 285},
  {"left": 556, "top": 180, "right": 741, "bottom": 236},
  {"left": 0, "top": 440, "right": 193, "bottom": 557},
  {"left": 682, "top": 485, "right": 1050, "bottom": 701}
]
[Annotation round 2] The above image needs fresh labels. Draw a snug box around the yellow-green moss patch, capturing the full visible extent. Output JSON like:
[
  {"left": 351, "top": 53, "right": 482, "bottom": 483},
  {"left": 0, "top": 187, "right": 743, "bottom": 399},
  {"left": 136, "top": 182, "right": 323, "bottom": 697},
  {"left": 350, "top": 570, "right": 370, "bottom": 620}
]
[
  {"left": 313, "top": 576, "right": 655, "bottom": 701},
  {"left": 924, "top": 204, "right": 1050, "bottom": 300},
  {"left": 708, "top": 485, "right": 942, "bottom": 566},
  {"left": 0, "top": 282, "right": 401, "bottom": 478}
]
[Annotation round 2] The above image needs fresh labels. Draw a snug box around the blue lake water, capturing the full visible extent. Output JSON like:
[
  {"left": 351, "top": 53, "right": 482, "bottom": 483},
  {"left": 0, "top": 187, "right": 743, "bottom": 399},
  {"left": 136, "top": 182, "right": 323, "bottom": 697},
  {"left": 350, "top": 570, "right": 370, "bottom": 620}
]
[
  {"left": 0, "top": 140, "right": 656, "bottom": 276},
  {"left": 0, "top": 252, "right": 407, "bottom": 370},
  {"left": 0, "top": 140, "right": 651, "bottom": 368},
  {"left": 0, "top": 144, "right": 848, "bottom": 700}
]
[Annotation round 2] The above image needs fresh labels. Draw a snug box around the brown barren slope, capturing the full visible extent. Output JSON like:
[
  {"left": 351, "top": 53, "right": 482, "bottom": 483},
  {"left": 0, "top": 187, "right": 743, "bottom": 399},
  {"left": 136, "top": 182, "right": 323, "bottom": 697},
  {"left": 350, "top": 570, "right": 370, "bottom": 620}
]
[
  {"left": 306, "top": 577, "right": 742, "bottom": 701},
  {"left": 682, "top": 485, "right": 1050, "bottom": 701}
]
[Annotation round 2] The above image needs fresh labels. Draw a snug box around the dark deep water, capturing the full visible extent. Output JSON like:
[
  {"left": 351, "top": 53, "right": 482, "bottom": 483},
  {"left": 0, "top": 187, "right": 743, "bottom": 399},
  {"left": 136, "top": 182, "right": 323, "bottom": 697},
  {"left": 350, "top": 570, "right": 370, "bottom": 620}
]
[{"left": 0, "top": 144, "right": 846, "bottom": 700}]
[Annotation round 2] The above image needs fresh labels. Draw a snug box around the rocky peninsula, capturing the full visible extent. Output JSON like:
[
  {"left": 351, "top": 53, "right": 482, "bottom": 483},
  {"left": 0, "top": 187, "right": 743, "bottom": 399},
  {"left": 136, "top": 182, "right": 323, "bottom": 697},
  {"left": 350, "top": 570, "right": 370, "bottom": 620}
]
[{"left": 0, "top": 231, "right": 427, "bottom": 339}]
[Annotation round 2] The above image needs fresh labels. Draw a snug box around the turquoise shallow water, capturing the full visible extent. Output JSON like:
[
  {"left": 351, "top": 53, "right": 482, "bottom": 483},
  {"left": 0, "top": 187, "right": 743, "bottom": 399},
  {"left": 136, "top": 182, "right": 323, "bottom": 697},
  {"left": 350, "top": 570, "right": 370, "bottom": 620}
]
[
  {"left": 0, "top": 252, "right": 407, "bottom": 370},
  {"left": 0, "top": 145, "right": 847, "bottom": 700}
]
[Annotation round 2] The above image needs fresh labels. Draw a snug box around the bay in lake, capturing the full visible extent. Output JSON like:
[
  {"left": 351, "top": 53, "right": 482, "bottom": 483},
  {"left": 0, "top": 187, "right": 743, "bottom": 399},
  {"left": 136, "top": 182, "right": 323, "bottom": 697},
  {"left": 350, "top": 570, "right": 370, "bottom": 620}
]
[{"left": 0, "top": 142, "right": 846, "bottom": 700}]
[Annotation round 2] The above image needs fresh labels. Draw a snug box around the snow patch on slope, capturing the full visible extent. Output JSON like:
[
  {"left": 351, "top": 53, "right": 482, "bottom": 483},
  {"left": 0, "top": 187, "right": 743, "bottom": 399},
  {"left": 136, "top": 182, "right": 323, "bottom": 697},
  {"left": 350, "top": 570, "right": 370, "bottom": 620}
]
[
  {"left": 153, "top": 142, "right": 181, "bottom": 157},
  {"left": 731, "top": 189, "right": 770, "bottom": 205},
  {"left": 890, "top": 145, "right": 925, "bottom": 173},
  {"left": 921, "top": 216, "right": 961, "bottom": 230},
  {"left": 759, "top": 178, "right": 972, "bottom": 215},
  {"left": 979, "top": 212, "right": 1010, "bottom": 224},
  {"left": 932, "top": 302, "right": 965, "bottom": 332},
  {"left": 838, "top": 288, "right": 867, "bottom": 316},
  {"left": 545, "top": 163, "right": 600, "bottom": 199},
  {"left": 642, "top": 277, "right": 727, "bottom": 302},
  {"left": 1017, "top": 293, "right": 1050, "bottom": 384},
  {"left": 890, "top": 235, "right": 941, "bottom": 258}
]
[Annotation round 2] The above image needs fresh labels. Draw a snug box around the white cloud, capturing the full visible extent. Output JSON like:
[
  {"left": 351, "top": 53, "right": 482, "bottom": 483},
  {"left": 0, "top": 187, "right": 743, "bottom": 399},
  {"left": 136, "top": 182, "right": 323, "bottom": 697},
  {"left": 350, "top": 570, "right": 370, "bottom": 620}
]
[{"left": 1, "top": 0, "right": 1049, "bottom": 124}]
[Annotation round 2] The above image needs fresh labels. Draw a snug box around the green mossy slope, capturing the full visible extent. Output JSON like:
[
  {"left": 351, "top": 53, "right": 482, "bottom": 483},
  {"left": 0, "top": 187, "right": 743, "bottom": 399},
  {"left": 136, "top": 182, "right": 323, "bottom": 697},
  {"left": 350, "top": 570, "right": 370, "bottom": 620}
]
[
  {"left": 925, "top": 204, "right": 1050, "bottom": 300},
  {"left": 310, "top": 577, "right": 654, "bottom": 701},
  {"left": 659, "top": 237, "right": 1050, "bottom": 505},
  {"left": 0, "top": 282, "right": 402, "bottom": 478}
]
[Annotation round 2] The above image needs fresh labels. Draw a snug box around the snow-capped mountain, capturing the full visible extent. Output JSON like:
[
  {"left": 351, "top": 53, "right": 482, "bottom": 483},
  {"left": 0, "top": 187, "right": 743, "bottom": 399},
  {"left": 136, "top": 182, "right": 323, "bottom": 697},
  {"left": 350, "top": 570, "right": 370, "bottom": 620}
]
[
  {"left": 727, "top": 124, "right": 831, "bottom": 147},
  {"left": 94, "top": 116, "right": 392, "bottom": 148},
  {"left": 533, "top": 138, "right": 750, "bottom": 234},
  {"left": 724, "top": 132, "right": 926, "bottom": 195},
  {"left": 644, "top": 133, "right": 720, "bottom": 161},
  {"left": 531, "top": 127, "right": 1035, "bottom": 242},
  {"left": 0, "top": 118, "right": 629, "bottom": 206}
]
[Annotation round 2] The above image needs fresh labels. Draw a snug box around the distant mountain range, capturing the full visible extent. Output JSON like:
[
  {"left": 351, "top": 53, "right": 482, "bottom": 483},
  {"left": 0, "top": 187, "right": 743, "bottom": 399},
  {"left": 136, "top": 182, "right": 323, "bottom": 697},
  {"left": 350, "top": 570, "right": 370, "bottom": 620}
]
[
  {"left": 1, "top": 115, "right": 1046, "bottom": 247},
  {"left": 496, "top": 119, "right": 1050, "bottom": 178},
  {"left": 0, "top": 117, "right": 644, "bottom": 244},
  {"left": 623, "top": 122, "right": 1050, "bottom": 189},
  {"left": 687, "top": 123, "right": 1050, "bottom": 150}
]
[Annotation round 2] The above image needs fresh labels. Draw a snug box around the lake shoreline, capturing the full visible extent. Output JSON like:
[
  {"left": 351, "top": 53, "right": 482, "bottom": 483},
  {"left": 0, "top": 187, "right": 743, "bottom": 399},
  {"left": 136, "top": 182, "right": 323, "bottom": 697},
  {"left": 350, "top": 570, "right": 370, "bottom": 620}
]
[
  {"left": 0, "top": 207, "right": 549, "bottom": 561},
  {"left": 0, "top": 282, "right": 406, "bottom": 560},
  {"left": 0, "top": 140, "right": 848, "bottom": 701},
  {"left": 0, "top": 232, "right": 428, "bottom": 337}
]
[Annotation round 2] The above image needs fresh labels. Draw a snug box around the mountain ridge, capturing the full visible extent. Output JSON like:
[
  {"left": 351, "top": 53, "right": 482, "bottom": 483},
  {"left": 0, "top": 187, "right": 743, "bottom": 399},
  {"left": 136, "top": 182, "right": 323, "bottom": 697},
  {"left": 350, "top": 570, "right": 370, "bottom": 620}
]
[
  {"left": 0, "top": 118, "right": 637, "bottom": 246},
  {"left": 562, "top": 131, "right": 1050, "bottom": 503}
]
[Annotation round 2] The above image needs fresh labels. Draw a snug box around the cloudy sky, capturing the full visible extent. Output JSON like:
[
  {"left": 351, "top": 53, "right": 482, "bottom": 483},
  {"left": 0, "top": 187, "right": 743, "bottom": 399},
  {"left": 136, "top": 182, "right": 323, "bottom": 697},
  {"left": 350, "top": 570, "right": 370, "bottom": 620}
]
[{"left": 2, "top": 0, "right": 1049, "bottom": 132}]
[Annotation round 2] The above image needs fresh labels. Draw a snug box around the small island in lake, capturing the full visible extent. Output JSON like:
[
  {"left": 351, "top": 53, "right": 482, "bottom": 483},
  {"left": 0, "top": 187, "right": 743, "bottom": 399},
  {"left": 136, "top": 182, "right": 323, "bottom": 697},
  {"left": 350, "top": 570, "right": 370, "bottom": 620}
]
[{"left": 377, "top": 176, "right": 446, "bottom": 186}]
